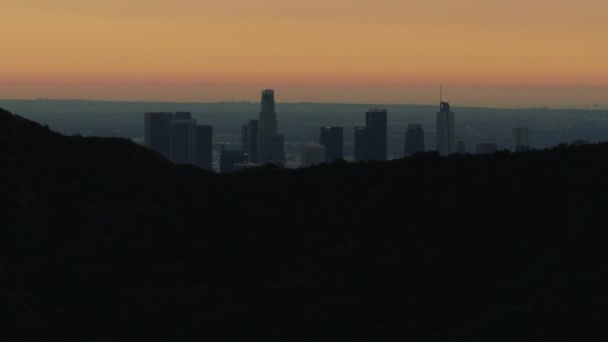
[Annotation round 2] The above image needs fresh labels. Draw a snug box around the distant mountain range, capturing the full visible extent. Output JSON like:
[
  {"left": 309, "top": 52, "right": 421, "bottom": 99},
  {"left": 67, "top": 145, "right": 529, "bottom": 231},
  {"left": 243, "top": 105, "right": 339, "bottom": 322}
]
[{"left": 1, "top": 107, "right": 608, "bottom": 341}]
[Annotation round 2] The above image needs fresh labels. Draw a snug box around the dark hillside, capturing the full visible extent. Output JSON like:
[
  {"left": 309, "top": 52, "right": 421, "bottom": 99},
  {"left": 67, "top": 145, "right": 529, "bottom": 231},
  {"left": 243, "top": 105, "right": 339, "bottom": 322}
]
[{"left": 1, "top": 108, "right": 608, "bottom": 341}]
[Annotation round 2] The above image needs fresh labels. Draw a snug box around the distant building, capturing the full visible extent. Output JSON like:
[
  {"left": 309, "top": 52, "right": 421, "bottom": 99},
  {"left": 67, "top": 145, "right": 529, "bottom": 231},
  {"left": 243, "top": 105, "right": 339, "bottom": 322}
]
[
  {"left": 220, "top": 151, "right": 247, "bottom": 173},
  {"left": 320, "top": 126, "right": 343, "bottom": 163},
  {"left": 144, "top": 112, "right": 173, "bottom": 159},
  {"left": 404, "top": 124, "right": 424, "bottom": 157},
  {"left": 301, "top": 144, "right": 326, "bottom": 167},
  {"left": 354, "top": 126, "right": 370, "bottom": 162},
  {"left": 257, "top": 90, "right": 285, "bottom": 166},
  {"left": 512, "top": 127, "right": 530, "bottom": 152},
  {"left": 174, "top": 112, "right": 192, "bottom": 120},
  {"left": 456, "top": 140, "right": 466, "bottom": 154},
  {"left": 171, "top": 118, "right": 197, "bottom": 164},
  {"left": 436, "top": 102, "right": 455, "bottom": 156},
  {"left": 241, "top": 120, "right": 258, "bottom": 163},
  {"left": 476, "top": 143, "right": 497, "bottom": 154},
  {"left": 196, "top": 125, "right": 213, "bottom": 170},
  {"left": 354, "top": 109, "right": 387, "bottom": 162},
  {"left": 365, "top": 109, "right": 388, "bottom": 161}
]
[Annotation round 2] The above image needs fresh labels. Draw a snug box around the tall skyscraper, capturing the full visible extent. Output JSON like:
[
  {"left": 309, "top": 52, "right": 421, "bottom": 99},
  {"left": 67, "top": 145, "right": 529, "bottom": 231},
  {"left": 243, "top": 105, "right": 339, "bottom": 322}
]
[
  {"left": 354, "top": 126, "right": 370, "bottom": 162},
  {"left": 144, "top": 112, "right": 173, "bottom": 159},
  {"left": 300, "top": 144, "right": 326, "bottom": 167},
  {"left": 320, "top": 126, "right": 343, "bottom": 163},
  {"left": 196, "top": 125, "right": 213, "bottom": 170},
  {"left": 365, "top": 109, "right": 388, "bottom": 161},
  {"left": 241, "top": 120, "right": 258, "bottom": 163},
  {"left": 171, "top": 118, "right": 197, "bottom": 164},
  {"left": 511, "top": 127, "right": 530, "bottom": 152},
  {"left": 404, "top": 124, "right": 424, "bottom": 157},
  {"left": 257, "top": 89, "right": 284, "bottom": 166},
  {"left": 436, "top": 102, "right": 455, "bottom": 156},
  {"left": 354, "top": 109, "right": 387, "bottom": 162}
]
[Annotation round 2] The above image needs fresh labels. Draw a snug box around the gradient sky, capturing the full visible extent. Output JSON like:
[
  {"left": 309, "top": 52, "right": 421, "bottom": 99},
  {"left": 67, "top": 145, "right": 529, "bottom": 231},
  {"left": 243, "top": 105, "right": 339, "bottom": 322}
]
[{"left": 1, "top": 0, "right": 607, "bottom": 106}]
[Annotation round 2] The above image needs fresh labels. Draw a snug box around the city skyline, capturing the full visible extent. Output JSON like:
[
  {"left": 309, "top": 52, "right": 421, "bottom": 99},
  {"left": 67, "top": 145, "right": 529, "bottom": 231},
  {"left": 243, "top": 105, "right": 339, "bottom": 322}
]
[{"left": 2, "top": 0, "right": 607, "bottom": 107}]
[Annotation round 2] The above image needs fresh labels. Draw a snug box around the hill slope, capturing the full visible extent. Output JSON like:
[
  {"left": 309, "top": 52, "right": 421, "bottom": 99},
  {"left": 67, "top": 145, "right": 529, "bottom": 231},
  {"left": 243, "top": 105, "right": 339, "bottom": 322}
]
[{"left": 1, "top": 108, "right": 608, "bottom": 341}]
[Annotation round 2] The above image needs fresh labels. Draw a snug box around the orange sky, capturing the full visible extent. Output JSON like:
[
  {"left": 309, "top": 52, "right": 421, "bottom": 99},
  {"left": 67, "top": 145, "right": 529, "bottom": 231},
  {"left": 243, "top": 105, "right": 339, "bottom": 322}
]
[{"left": 1, "top": 0, "right": 607, "bottom": 106}]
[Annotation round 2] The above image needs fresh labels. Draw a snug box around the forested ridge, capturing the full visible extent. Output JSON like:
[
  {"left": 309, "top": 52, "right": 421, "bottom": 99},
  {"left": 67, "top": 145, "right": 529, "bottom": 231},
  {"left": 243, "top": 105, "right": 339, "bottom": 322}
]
[{"left": 1, "top": 108, "right": 607, "bottom": 341}]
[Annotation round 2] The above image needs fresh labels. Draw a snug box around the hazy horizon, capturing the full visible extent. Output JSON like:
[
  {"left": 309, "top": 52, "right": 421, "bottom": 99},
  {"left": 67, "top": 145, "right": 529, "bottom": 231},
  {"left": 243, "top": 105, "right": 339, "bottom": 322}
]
[
  {"left": 1, "top": 84, "right": 607, "bottom": 110},
  {"left": 3, "top": 0, "right": 607, "bottom": 107}
]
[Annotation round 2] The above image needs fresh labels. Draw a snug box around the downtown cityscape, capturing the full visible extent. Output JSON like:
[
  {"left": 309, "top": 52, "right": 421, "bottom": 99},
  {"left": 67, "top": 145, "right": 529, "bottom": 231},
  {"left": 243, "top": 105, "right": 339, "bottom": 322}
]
[
  {"left": 3, "top": 0, "right": 608, "bottom": 339},
  {"left": 144, "top": 89, "right": 539, "bottom": 173}
]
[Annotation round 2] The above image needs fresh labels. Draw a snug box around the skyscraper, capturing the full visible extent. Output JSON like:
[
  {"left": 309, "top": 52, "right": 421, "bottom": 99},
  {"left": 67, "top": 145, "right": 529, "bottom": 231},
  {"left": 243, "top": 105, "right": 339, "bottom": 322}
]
[
  {"left": 171, "top": 118, "right": 197, "bottom": 164},
  {"left": 354, "top": 126, "right": 370, "bottom": 162},
  {"left": 436, "top": 102, "right": 455, "bottom": 156},
  {"left": 241, "top": 120, "right": 258, "bottom": 163},
  {"left": 320, "top": 126, "right": 343, "bottom": 163},
  {"left": 144, "top": 112, "right": 173, "bottom": 159},
  {"left": 196, "top": 125, "right": 213, "bottom": 170},
  {"left": 257, "top": 89, "right": 284, "bottom": 166},
  {"left": 365, "top": 109, "right": 388, "bottom": 161},
  {"left": 354, "top": 109, "right": 387, "bottom": 162},
  {"left": 511, "top": 127, "right": 530, "bottom": 152},
  {"left": 404, "top": 124, "right": 424, "bottom": 157}
]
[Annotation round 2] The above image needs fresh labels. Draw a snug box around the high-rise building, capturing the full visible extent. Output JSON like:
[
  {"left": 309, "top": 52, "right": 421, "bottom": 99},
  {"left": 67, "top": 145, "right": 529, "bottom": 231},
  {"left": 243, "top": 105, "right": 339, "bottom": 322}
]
[
  {"left": 257, "top": 89, "right": 284, "bottom": 166},
  {"left": 196, "top": 125, "right": 213, "bottom": 170},
  {"left": 354, "top": 109, "right": 387, "bottom": 162},
  {"left": 144, "top": 112, "right": 173, "bottom": 159},
  {"left": 171, "top": 118, "right": 197, "bottom": 164},
  {"left": 174, "top": 112, "right": 192, "bottom": 120},
  {"left": 365, "top": 109, "right": 388, "bottom": 161},
  {"left": 354, "top": 126, "right": 370, "bottom": 162},
  {"left": 476, "top": 143, "right": 497, "bottom": 154},
  {"left": 320, "top": 126, "right": 343, "bottom": 163},
  {"left": 241, "top": 120, "right": 258, "bottom": 163},
  {"left": 511, "top": 127, "right": 530, "bottom": 152},
  {"left": 404, "top": 124, "right": 424, "bottom": 157},
  {"left": 220, "top": 151, "right": 247, "bottom": 173},
  {"left": 436, "top": 102, "right": 455, "bottom": 156},
  {"left": 300, "top": 144, "right": 326, "bottom": 167}
]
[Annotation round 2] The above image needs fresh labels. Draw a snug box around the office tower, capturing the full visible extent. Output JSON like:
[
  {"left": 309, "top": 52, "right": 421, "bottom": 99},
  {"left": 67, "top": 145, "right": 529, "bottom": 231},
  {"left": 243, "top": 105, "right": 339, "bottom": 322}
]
[
  {"left": 257, "top": 89, "right": 284, "bottom": 165},
  {"left": 365, "top": 109, "right": 388, "bottom": 161},
  {"left": 512, "top": 127, "right": 530, "bottom": 152},
  {"left": 301, "top": 144, "right": 326, "bottom": 167},
  {"left": 476, "top": 143, "right": 497, "bottom": 154},
  {"left": 196, "top": 125, "right": 213, "bottom": 170},
  {"left": 320, "top": 126, "right": 343, "bottom": 163},
  {"left": 436, "top": 102, "right": 455, "bottom": 156},
  {"left": 174, "top": 112, "right": 192, "bottom": 120},
  {"left": 171, "top": 118, "right": 197, "bottom": 164},
  {"left": 220, "top": 151, "right": 247, "bottom": 173},
  {"left": 354, "top": 126, "right": 370, "bottom": 162},
  {"left": 404, "top": 124, "right": 424, "bottom": 157},
  {"left": 144, "top": 112, "right": 173, "bottom": 159},
  {"left": 241, "top": 120, "right": 258, "bottom": 163},
  {"left": 456, "top": 140, "right": 466, "bottom": 154}
]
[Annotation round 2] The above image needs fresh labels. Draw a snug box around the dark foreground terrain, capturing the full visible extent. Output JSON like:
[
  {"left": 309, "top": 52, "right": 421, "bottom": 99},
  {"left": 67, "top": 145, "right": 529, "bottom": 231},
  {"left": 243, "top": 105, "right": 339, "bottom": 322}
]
[{"left": 1, "top": 108, "right": 608, "bottom": 341}]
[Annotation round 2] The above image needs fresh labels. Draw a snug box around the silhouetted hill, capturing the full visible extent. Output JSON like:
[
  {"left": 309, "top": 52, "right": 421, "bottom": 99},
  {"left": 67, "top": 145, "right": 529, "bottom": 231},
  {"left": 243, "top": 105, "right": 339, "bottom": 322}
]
[{"left": 1, "top": 108, "right": 608, "bottom": 341}]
